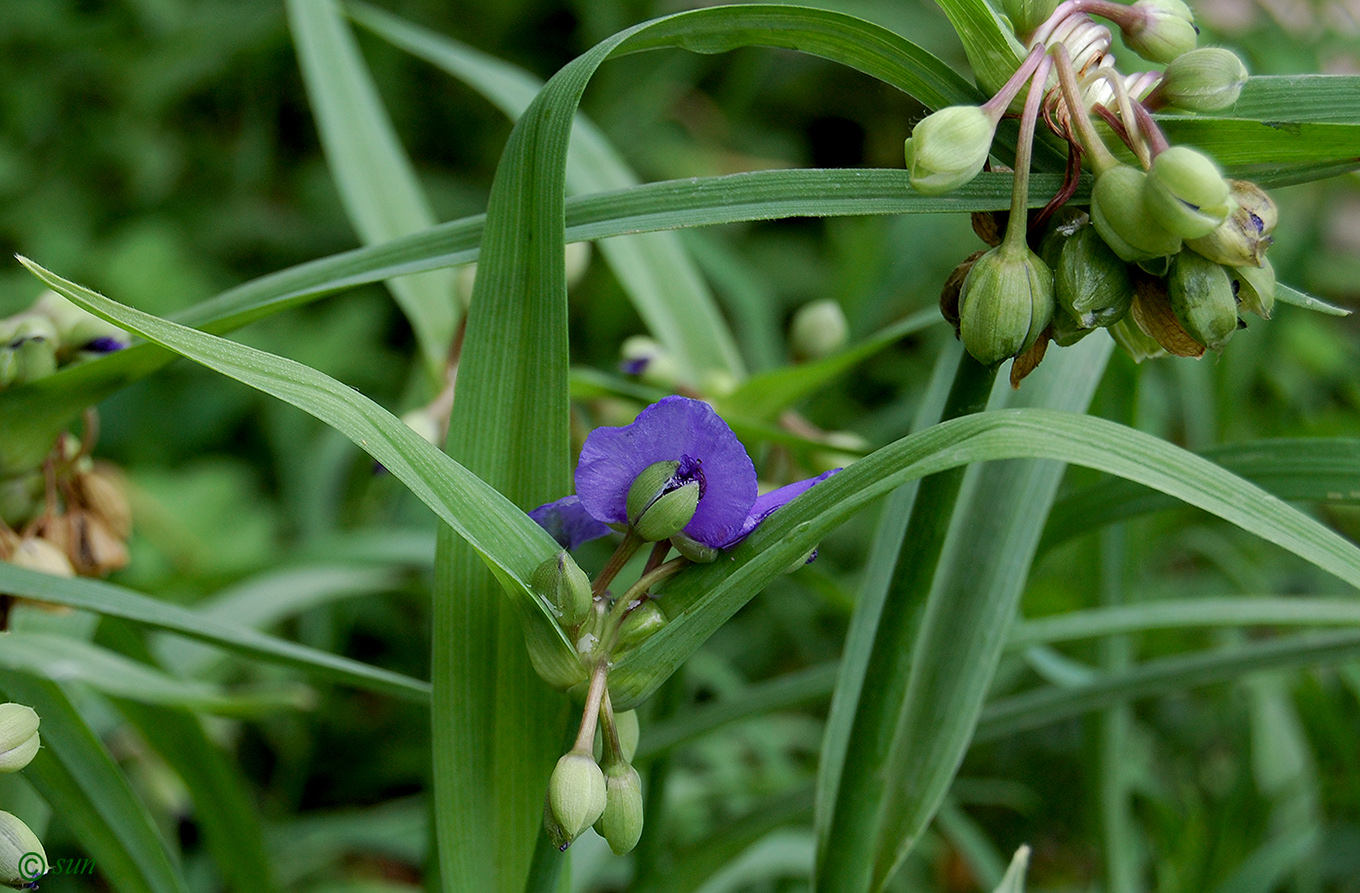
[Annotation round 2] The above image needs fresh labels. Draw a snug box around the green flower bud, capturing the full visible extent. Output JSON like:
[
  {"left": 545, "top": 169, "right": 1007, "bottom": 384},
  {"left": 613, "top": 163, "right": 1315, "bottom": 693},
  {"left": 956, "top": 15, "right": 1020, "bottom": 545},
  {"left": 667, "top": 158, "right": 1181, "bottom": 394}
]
[
  {"left": 1109, "top": 316, "right": 1167, "bottom": 362},
  {"left": 620, "top": 336, "right": 681, "bottom": 388},
  {"left": 614, "top": 710, "right": 640, "bottom": 763},
  {"left": 1155, "top": 48, "right": 1248, "bottom": 112},
  {"left": 626, "top": 461, "right": 700, "bottom": 542},
  {"left": 958, "top": 246, "right": 1055, "bottom": 367},
  {"left": 1145, "top": 147, "right": 1234, "bottom": 239},
  {"left": 32, "top": 291, "right": 129, "bottom": 356},
  {"left": 904, "top": 106, "right": 997, "bottom": 195},
  {"left": 548, "top": 750, "right": 607, "bottom": 845},
  {"left": 0, "top": 705, "right": 39, "bottom": 774},
  {"left": 782, "top": 546, "right": 820, "bottom": 574},
  {"left": 618, "top": 600, "right": 667, "bottom": 647},
  {"left": 1232, "top": 256, "right": 1275, "bottom": 319},
  {"left": 1003, "top": 0, "right": 1060, "bottom": 37},
  {"left": 0, "top": 473, "right": 43, "bottom": 527},
  {"left": 1050, "top": 305, "right": 1095, "bottom": 347},
  {"left": 1123, "top": 0, "right": 1199, "bottom": 64},
  {"left": 1056, "top": 223, "right": 1134, "bottom": 328},
  {"left": 0, "top": 810, "right": 46, "bottom": 888},
  {"left": 1168, "top": 250, "right": 1239, "bottom": 351},
  {"left": 669, "top": 531, "right": 719, "bottom": 563},
  {"left": 593, "top": 760, "right": 645, "bottom": 855},
  {"left": 11, "top": 337, "right": 56, "bottom": 385},
  {"left": 1186, "top": 180, "right": 1276, "bottom": 266},
  {"left": 789, "top": 300, "right": 849, "bottom": 360},
  {"left": 532, "top": 551, "right": 593, "bottom": 629},
  {"left": 1091, "top": 166, "right": 1183, "bottom": 263}
]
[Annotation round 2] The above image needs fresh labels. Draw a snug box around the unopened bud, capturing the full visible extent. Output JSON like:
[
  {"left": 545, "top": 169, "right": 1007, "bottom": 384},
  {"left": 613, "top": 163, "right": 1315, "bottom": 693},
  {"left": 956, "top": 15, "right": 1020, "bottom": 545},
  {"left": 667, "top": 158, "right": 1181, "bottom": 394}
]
[
  {"left": 1109, "top": 316, "right": 1167, "bottom": 362},
  {"left": 11, "top": 335, "right": 57, "bottom": 385},
  {"left": 626, "top": 460, "right": 701, "bottom": 542},
  {"left": 8, "top": 537, "right": 75, "bottom": 578},
  {"left": 669, "top": 531, "right": 720, "bottom": 563},
  {"left": 67, "top": 511, "right": 130, "bottom": 577},
  {"left": 958, "top": 246, "right": 1055, "bottom": 366},
  {"left": 0, "top": 705, "right": 39, "bottom": 773},
  {"left": 1056, "top": 223, "right": 1134, "bottom": 328},
  {"left": 1169, "top": 250, "right": 1239, "bottom": 351},
  {"left": 617, "top": 600, "right": 667, "bottom": 647},
  {"left": 1232, "top": 256, "right": 1275, "bottom": 319},
  {"left": 782, "top": 546, "right": 820, "bottom": 574},
  {"left": 1154, "top": 47, "right": 1248, "bottom": 112},
  {"left": 614, "top": 710, "right": 640, "bottom": 763},
  {"left": 532, "top": 551, "right": 593, "bottom": 629},
  {"left": 790, "top": 300, "right": 848, "bottom": 360},
  {"left": 1003, "top": 0, "right": 1060, "bottom": 37},
  {"left": 593, "top": 760, "right": 645, "bottom": 855},
  {"left": 75, "top": 465, "right": 132, "bottom": 540},
  {"left": 904, "top": 106, "right": 997, "bottom": 195},
  {"left": 1145, "top": 147, "right": 1233, "bottom": 239},
  {"left": 619, "top": 336, "right": 680, "bottom": 388},
  {"left": 1050, "top": 306, "right": 1095, "bottom": 347},
  {"left": 1186, "top": 180, "right": 1276, "bottom": 266},
  {"left": 548, "top": 750, "right": 607, "bottom": 845},
  {"left": 1091, "top": 166, "right": 1183, "bottom": 262},
  {"left": 1123, "top": 0, "right": 1199, "bottom": 64},
  {"left": 0, "top": 810, "right": 46, "bottom": 887}
]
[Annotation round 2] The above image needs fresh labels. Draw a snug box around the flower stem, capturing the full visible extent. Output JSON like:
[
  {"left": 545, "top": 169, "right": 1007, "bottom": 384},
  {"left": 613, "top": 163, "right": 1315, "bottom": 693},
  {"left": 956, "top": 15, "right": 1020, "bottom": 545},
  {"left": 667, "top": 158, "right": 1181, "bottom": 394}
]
[
  {"left": 572, "top": 658, "right": 611, "bottom": 753},
  {"left": 981, "top": 44, "right": 1049, "bottom": 121},
  {"left": 602, "top": 556, "right": 690, "bottom": 651},
  {"left": 599, "top": 687, "right": 623, "bottom": 763},
  {"left": 1052, "top": 44, "right": 1120, "bottom": 175},
  {"left": 1002, "top": 55, "right": 1054, "bottom": 255},
  {"left": 592, "top": 530, "right": 644, "bottom": 600}
]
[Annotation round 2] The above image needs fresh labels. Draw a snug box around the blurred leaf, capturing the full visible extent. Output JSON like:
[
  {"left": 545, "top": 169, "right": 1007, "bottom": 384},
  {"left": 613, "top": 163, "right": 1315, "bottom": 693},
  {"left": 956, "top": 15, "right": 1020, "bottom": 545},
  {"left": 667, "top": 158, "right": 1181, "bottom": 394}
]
[
  {"left": 286, "top": 0, "right": 456, "bottom": 384},
  {"left": 0, "top": 632, "right": 309, "bottom": 715},
  {"left": 992, "top": 846, "right": 1032, "bottom": 893},
  {"left": 0, "top": 675, "right": 188, "bottom": 893},
  {"left": 0, "top": 561, "right": 430, "bottom": 702}
]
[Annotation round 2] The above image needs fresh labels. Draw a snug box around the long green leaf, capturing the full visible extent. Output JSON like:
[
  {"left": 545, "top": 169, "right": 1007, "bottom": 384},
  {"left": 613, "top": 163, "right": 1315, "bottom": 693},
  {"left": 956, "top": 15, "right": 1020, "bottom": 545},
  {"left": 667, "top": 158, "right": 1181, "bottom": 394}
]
[
  {"left": 286, "top": 0, "right": 456, "bottom": 383},
  {"left": 0, "top": 675, "right": 187, "bottom": 893},
  {"left": 0, "top": 632, "right": 308, "bottom": 715},
  {"left": 930, "top": 0, "right": 1025, "bottom": 93},
  {"left": 348, "top": 0, "right": 744, "bottom": 383},
  {"left": 0, "top": 560, "right": 430, "bottom": 703}
]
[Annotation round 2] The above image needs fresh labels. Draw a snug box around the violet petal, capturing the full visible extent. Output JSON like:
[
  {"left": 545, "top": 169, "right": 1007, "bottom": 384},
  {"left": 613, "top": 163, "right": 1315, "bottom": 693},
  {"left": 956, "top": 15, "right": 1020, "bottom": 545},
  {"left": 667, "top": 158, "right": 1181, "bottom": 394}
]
[
  {"left": 723, "top": 468, "right": 841, "bottom": 547},
  {"left": 529, "top": 495, "right": 612, "bottom": 550},
  {"left": 576, "top": 396, "right": 756, "bottom": 548}
]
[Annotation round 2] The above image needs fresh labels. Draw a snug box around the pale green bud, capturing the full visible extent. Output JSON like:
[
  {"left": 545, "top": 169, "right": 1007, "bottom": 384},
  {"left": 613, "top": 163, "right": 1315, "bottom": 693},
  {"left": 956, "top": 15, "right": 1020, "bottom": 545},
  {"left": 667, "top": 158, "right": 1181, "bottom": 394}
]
[
  {"left": 1186, "top": 180, "right": 1276, "bottom": 267},
  {"left": 1232, "top": 256, "right": 1275, "bottom": 319},
  {"left": 789, "top": 300, "right": 849, "bottom": 360},
  {"left": 1003, "top": 0, "right": 1060, "bottom": 37},
  {"left": 0, "top": 810, "right": 46, "bottom": 887},
  {"left": 532, "top": 551, "right": 593, "bottom": 629},
  {"left": 958, "top": 246, "right": 1055, "bottom": 367},
  {"left": 11, "top": 337, "right": 56, "bottom": 385},
  {"left": 1091, "top": 166, "right": 1183, "bottom": 262},
  {"left": 1145, "top": 147, "right": 1233, "bottom": 239},
  {"left": 593, "top": 761, "right": 645, "bottom": 855},
  {"left": 1155, "top": 48, "right": 1248, "bottom": 112},
  {"left": 8, "top": 537, "right": 76, "bottom": 578},
  {"left": 614, "top": 710, "right": 640, "bottom": 763},
  {"left": 0, "top": 705, "right": 39, "bottom": 774},
  {"left": 904, "top": 106, "right": 997, "bottom": 195},
  {"left": 626, "top": 461, "right": 700, "bottom": 542},
  {"left": 1109, "top": 316, "right": 1167, "bottom": 362},
  {"left": 617, "top": 600, "right": 667, "bottom": 647},
  {"left": 32, "top": 291, "right": 128, "bottom": 355},
  {"left": 1124, "top": 0, "right": 1199, "bottom": 64},
  {"left": 669, "top": 531, "right": 720, "bottom": 563},
  {"left": 1056, "top": 223, "right": 1134, "bottom": 328},
  {"left": 548, "top": 750, "right": 607, "bottom": 845},
  {"left": 1168, "top": 250, "right": 1239, "bottom": 351},
  {"left": 1050, "top": 306, "right": 1095, "bottom": 347},
  {"left": 620, "top": 336, "right": 681, "bottom": 388}
]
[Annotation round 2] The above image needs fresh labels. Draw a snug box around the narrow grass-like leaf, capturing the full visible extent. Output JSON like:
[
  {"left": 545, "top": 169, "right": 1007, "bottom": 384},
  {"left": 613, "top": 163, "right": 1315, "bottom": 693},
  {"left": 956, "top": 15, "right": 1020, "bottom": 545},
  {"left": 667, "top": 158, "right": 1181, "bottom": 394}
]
[
  {"left": 718, "top": 310, "right": 940, "bottom": 421},
  {"left": 0, "top": 561, "right": 430, "bottom": 702},
  {"left": 1041, "top": 437, "right": 1360, "bottom": 553},
  {"left": 348, "top": 1, "right": 744, "bottom": 382},
  {"left": 974, "top": 630, "right": 1360, "bottom": 742},
  {"left": 286, "top": 0, "right": 455, "bottom": 383},
  {"left": 0, "top": 675, "right": 187, "bottom": 893},
  {"left": 1010, "top": 597, "right": 1360, "bottom": 648},
  {"left": 930, "top": 0, "right": 1025, "bottom": 94},
  {"left": 0, "top": 632, "right": 309, "bottom": 715},
  {"left": 1275, "top": 282, "right": 1352, "bottom": 316},
  {"left": 1182, "top": 75, "right": 1360, "bottom": 125},
  {"left": 1158, "top": 118, "right": 1360, "bottom": 166}
]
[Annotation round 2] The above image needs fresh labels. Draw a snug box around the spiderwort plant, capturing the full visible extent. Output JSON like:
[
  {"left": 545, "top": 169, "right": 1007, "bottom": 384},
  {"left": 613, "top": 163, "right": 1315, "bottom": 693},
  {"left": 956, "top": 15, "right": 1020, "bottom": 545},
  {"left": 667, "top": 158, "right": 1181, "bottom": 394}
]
[{"left": 530, "top": 395, "right": 837, "bottom": 851}]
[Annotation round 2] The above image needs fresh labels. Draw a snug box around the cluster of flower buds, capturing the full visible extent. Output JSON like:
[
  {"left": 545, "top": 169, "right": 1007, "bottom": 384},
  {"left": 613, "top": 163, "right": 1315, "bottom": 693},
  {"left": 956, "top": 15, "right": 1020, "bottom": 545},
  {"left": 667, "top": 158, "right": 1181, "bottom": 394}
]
[
  {"left": 0, "top": 702, "right": 47, "bottom": 888},
  {"left": 0, "top": 291, "right": 129, "bottom": 391},
  {"left": 907, "top": 0, "right": 1280, "bottom": 379},
  {"left": 2, "top": 433, "right": 132, "bottom": 627},
  {"left": 524, "top": 397, "right": 838, "bottom": 852}
]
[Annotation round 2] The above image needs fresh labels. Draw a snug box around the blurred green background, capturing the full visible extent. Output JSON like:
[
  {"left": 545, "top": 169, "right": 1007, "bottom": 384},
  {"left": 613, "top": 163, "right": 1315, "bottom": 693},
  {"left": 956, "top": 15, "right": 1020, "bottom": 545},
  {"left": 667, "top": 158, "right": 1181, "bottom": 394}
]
[{"left": 1, "top": 0, "right": 1357, "bottom": 890}]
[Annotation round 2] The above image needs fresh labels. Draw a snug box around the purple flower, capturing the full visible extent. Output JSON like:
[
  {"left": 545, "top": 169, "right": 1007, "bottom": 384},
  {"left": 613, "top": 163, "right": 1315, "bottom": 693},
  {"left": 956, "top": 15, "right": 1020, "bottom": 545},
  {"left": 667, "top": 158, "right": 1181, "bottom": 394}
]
[
  {"left": 529, "top": 396, "right": 839, "bottom": 553},
  {"left": 529, "top": 495, "right": 613, "bottom": 551}
]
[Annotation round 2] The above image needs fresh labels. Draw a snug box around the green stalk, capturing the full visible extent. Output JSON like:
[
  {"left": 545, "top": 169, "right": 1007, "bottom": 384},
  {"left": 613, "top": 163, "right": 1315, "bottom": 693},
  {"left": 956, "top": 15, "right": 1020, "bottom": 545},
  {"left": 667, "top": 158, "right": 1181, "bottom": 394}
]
[{"left": 814, "top": 348, "right": 997, "bottom": 893}]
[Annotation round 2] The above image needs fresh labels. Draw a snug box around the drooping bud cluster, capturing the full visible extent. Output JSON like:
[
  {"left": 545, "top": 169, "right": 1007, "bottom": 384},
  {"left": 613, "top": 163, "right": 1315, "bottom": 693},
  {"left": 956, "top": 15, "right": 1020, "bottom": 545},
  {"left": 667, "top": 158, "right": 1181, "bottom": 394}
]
[
  {"left": 0, "top": 703, "right": 47, "bottom": 888},
  {"left": 907, "top": 0, "right": 1298, "bottom": 378},
  {"left": 0, "top": 291, "right": 129, "bottom": 391}
]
